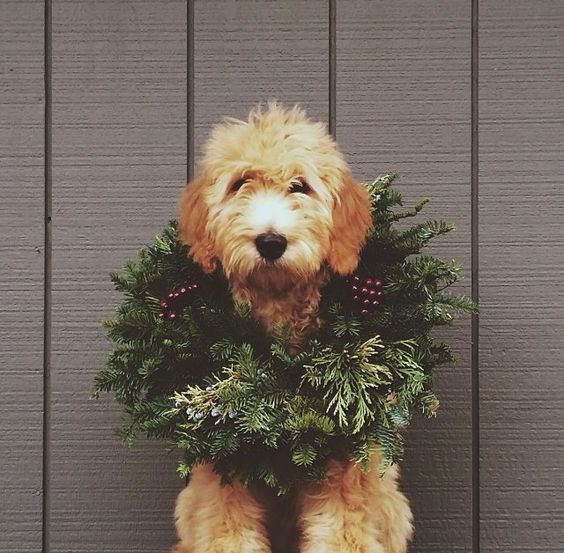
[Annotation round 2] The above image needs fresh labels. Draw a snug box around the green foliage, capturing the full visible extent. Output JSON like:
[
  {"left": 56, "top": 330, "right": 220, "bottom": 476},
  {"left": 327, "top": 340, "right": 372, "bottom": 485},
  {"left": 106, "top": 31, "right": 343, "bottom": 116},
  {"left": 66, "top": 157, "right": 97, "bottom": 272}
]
[{"left": 93, "top": 173, "right": 476, "bottom": 492}]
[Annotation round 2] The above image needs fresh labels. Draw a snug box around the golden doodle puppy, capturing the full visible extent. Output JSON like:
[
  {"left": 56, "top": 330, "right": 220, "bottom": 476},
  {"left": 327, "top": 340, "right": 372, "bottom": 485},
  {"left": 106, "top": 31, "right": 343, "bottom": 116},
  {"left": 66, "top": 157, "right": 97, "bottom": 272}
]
[{"left": 173, "top": 104, "right": 413, "bottom": 553}]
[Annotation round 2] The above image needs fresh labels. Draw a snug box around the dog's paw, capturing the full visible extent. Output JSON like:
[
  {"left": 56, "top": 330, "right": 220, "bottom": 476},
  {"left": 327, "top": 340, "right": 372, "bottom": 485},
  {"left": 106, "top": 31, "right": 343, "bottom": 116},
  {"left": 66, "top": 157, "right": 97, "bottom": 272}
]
[{"left": 300, "top": 541, "right": 385, "bottom": 553}]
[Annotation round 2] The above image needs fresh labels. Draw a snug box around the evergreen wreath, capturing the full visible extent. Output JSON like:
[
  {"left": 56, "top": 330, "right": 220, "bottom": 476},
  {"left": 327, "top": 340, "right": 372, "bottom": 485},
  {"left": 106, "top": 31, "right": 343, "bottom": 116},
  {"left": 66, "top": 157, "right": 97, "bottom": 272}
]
[{"left": 93, "top": 173, "right": 476, "bottom": 493}]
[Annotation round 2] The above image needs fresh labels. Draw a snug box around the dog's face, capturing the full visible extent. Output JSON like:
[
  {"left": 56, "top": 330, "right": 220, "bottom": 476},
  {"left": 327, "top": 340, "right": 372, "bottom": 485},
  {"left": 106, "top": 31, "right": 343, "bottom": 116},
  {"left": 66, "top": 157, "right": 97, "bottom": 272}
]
[{"left": 178, "top": 104, "right": 372, "bottom": 287}]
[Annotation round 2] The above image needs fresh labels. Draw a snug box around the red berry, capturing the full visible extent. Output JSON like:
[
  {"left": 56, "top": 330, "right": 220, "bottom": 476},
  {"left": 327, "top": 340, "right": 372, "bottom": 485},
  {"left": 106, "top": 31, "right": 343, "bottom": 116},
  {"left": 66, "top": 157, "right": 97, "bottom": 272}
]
[
  {"left": 158, "top": 312, "right": 164, "bottom": 319},
  {"left": 372, "top": 300, "right": 380, "bottom": 307},
  {"left": 361, "top": 287, "right": 369, "bottom": 295},
  {"left": 180, "top": 287, "right": 187, "bottom": 294},
  {"left": 365, "top": 278, "right": 373, "bottom": 286},
  {"left": 351, "top": 285, "right": 358, "bottom": 292},
  {"left": 377, "top": 290, "right": 383, "bottom": 297},
  {"left": 363, "top": 299, "right": 370, "bottom": 305},
  {"left": 353, "top": 276, "right": 360, "bottom": 283},
  {"left": 374, "top": 279, "right": 383, "bottom": 288},
  {"left": 191, "top": 283, "right": 198, "bottom": 289},
  {"left": 168, "top": 312, "right": 176, "bottom": 320},
  {"left": 159, "top": 300, "right": 168, "bottom": 308},
  {"left": 352, "top": 295, "right": 360, "bottom": 302},
  {"left": 361, "top": 309, "right": 369, "bottom": 316},
  {"left": 173, "top": 292, "right": 179, "bottom": 298},
  {"left": 168, "top": 292, "right": 174, "bottom": 298},
  {"left": 369, "top": 289, "right": 376, "bottom": 296}
]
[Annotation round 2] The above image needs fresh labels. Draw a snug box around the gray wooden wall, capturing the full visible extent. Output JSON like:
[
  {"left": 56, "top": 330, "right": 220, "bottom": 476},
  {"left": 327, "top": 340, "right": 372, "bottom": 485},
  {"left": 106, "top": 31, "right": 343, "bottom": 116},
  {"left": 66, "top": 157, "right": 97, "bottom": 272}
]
[{"left": 1, "top": 1, "right": 562, "bottom": 552}]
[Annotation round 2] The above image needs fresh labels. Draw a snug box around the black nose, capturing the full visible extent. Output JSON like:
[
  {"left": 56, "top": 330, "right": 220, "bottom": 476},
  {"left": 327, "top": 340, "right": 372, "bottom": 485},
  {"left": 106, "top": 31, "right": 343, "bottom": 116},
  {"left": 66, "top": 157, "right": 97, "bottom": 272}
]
[{"left": 255, "top": 233, "right": 287, "bottom": 261}]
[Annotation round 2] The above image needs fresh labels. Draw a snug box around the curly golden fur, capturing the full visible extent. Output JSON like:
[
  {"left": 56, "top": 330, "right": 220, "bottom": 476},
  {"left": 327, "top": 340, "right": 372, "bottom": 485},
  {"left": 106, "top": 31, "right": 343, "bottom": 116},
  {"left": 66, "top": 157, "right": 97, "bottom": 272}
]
[{"left": 173, "top": 104, "right": 413, "bottom": 553}]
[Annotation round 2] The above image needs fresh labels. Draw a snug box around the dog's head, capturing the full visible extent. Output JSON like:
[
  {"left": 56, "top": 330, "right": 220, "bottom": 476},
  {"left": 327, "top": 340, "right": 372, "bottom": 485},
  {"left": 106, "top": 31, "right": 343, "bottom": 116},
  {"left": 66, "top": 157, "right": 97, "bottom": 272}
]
[{"left": 178, "top": 104, "right": 372, "bottom": 287}]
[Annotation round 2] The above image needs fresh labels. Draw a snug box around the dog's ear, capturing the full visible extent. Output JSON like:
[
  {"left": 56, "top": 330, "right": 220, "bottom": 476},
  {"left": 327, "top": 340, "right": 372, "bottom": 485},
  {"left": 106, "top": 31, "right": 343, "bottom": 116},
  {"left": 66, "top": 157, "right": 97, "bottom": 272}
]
[
  {"left": 326, "top": 175, "right": 373, "bottom": 275},
  {"left": 177, "top": 175, "right": 217, "bottom": 273}
]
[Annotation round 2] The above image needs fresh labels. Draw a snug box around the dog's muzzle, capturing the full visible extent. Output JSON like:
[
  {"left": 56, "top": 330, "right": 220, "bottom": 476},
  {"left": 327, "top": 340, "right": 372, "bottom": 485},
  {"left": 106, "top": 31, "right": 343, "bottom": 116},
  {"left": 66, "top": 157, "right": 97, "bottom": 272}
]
[{"left": 255, "top": 233, "right": 287, "bottom": 261}]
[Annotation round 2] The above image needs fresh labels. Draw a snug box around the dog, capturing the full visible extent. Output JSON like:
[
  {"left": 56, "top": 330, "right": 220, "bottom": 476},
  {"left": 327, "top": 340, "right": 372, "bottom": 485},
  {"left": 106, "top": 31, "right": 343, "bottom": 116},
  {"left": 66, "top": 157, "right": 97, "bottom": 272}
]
[{"left": 172, "top": 104, "right": 413, "bottom": 553}]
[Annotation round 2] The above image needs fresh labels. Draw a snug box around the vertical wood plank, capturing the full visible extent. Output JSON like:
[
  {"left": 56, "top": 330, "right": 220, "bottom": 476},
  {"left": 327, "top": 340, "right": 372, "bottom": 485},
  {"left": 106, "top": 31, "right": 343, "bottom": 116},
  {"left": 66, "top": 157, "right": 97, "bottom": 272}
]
[
  {"left": 0, "top": 1, "right": 45, "bottom": 551},
  {"left": 480, "top": 2, "right": 564, "bottom": 551},
  {"left": 337, "top": 2, "right": 473, "bottom": 551},
  {"left": 194, "top": 0, "right": 329, "bottom": 157},
  {"left": 50, "top": 1, "right": 186, "bottom": 551}
]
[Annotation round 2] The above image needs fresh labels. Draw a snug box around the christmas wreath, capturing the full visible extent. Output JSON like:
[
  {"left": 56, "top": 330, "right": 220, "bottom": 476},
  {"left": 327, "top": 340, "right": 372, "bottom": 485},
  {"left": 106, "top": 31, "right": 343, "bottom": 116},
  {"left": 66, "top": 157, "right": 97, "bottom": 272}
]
[{"left": 93, "top": 173, "right": 475, "bottom": 492}]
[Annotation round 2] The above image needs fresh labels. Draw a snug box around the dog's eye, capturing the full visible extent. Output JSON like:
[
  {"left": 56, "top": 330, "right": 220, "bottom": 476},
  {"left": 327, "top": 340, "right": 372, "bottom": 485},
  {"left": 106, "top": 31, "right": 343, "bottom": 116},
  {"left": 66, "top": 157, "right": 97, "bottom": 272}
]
[
  {"left": 289, "top": 179, "right": 310, "bottom": 194},
  {"left": 231, "top": 178, "right": 249, "bottom": 193}
]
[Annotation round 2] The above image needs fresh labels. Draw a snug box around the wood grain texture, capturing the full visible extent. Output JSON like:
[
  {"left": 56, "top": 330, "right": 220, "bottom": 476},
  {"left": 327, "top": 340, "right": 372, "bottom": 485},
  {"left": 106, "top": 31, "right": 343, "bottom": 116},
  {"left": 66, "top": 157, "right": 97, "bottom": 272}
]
[
  {"left": 337, "top": 2, "right": 473, "bottom": 551},
  {"left": 480, "top": 1, "right": 564, "bottom": 551},
  {"left": 0, "top": 1, "right": 44, "bottom": 551},
  {"left": 193, "top": 0, "right": 329, "bottom": 160},
  {"left": 50, "top": 1, "right": 186, "bottom": 551}
]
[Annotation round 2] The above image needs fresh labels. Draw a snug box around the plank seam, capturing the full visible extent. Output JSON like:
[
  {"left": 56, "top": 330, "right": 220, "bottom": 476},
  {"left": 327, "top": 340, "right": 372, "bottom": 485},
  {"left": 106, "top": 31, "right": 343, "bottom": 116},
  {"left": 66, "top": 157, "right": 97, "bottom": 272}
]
[
  {"left": 188, "top": 0, "right": 194, "bottom": 181},
  {"left": 42, "top": 1, "right": 52, "bottom": 552},
  {"left": 328, "top": 0, "right": 336, "bottom": 137},
  {"left": 185, "top": 0, "right": 194, "bottom": 488},
  {"left": 471, "top": 0, "right": 480, "bottom": 551}
]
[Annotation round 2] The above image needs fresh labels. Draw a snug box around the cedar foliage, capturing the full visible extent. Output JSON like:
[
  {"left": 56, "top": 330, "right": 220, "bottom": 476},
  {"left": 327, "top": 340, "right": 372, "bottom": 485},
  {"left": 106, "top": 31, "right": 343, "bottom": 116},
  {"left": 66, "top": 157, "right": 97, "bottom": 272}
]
[{"left": 93, "top": 173, "right": 475, "bottom": 492}]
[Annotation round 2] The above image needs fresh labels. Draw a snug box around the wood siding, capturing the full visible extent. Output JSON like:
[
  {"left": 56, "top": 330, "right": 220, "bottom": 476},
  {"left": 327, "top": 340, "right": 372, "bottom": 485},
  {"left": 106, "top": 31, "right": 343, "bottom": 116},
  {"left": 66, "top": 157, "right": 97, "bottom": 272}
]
[
  {"left": 1, "top": 2, "right": 45, "bottom": 552},
  {"left": 480, "top": 1, "right": 564, "bottom": 550},
  {"left": 0, "top": 1, "right": 562, "bottom": 551}
]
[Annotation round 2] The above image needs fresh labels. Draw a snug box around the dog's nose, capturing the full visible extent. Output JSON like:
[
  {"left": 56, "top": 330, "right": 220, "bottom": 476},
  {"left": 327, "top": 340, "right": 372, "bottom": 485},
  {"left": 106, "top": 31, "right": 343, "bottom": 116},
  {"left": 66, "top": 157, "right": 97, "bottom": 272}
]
[{"left": 255, "top": 233, "right": 287, "bottom": 261}]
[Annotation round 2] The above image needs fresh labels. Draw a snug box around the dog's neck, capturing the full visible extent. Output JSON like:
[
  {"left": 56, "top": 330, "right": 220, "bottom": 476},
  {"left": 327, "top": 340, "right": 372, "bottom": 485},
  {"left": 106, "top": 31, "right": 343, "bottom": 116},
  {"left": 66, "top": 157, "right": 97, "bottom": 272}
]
[{"left": 229, "top": 268, "right": 329, "bottom": 345}]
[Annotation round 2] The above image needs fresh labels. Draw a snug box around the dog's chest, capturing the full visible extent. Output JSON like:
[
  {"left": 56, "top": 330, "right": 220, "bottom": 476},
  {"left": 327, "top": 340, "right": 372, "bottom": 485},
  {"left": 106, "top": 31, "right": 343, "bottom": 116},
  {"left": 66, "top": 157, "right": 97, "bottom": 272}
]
[
  {"left": 250, "top": 294, "right": 313, "bottom": 331},
  {"left": 230, "top": 271, "right": 327, "bottom": 342}
]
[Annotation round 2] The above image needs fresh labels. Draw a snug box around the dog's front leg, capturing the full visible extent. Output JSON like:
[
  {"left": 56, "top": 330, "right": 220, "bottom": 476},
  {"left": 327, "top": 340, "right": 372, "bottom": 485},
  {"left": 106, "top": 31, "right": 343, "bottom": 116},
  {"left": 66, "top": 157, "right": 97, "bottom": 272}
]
[
  {"left": 362, "top": 462, "right": 413, "bottom": 553},
  {"left": 172, "top": 463, "right": 271, "bottom": 553},
  {"left": 297, "top": 458, "right": 383, "bottom": 553},
  {"left": 297, "top": 456, "right": 412, "bottom": 553}
]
